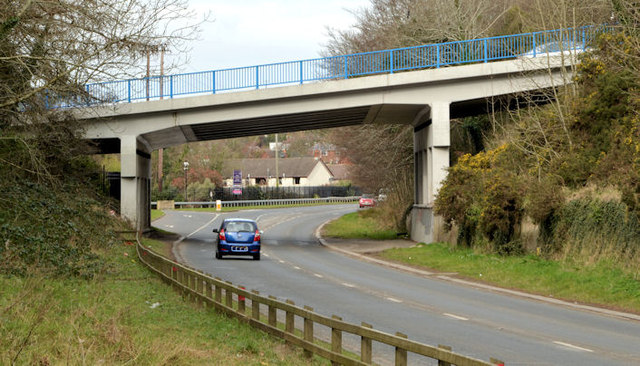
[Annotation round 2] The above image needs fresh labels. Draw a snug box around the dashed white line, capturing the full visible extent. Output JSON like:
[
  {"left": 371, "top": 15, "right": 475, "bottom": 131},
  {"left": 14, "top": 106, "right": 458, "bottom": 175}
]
[
  {"left": 186, "top": 214, "right": 219, "bottom": 238},
  {"left": 386, "top": 297, "right": 403, "bottom": 303},
  {"left": 278, "top": 260, "right": 285, "bottom": 264},
  {"left": 342, "top": 283, "right": 356, "bottom": 288},
  {"left": 553, "top": 341, "right": 594, "bottom": 353},
  {"left": 294, "top": 266, "right": 301, "bottom": 270},
  {"left": 443, "top": 313, "right": 469, "bottom": 321},
  {"left": 314, "top": 273, "right": 324, "bottom": 278}
]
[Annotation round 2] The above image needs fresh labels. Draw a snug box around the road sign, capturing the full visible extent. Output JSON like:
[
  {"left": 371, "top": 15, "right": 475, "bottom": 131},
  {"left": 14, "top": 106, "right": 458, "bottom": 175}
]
[{"left": 233, "top": 170, "right": 242, "bottom": 185}]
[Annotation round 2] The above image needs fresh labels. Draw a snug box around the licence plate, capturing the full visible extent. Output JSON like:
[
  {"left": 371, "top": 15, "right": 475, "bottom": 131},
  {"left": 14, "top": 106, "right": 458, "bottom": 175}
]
[{"left": 231, "top": 246, "right": 248, "bottom": 252}]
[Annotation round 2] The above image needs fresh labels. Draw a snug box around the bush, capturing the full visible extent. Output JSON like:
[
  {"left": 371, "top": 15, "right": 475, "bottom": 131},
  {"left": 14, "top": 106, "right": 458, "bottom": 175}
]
[
  {"left": 435, "top": 144, "right": 526, "bottom": 252},
  {"left": 0, "top": 181, "right": 119, "bottom": 278},
  {"left": 547, "top": 198, "right": 640, "bottom": 266}
]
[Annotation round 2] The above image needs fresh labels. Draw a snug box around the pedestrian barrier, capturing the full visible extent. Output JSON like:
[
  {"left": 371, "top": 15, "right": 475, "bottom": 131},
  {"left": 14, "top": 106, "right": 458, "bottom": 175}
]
[
  {"left": 135, "top": 239, "right": 505, "bottom": 365},
  {"left": 75, "top": 25, "right": 609, "bottom": 107},
  {"left": 151, "top": 196, "right": 359, "bottom": 209}
]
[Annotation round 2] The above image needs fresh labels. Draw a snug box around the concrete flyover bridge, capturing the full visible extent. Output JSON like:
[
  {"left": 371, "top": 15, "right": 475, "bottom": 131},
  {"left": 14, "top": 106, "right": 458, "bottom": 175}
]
[{"left": 77, "top": 26, "right": 606, "bottom": 242}]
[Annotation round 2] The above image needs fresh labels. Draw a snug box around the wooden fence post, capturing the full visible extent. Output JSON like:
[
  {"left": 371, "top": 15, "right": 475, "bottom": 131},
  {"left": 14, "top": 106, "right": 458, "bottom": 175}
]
[
  {"left": 225, "top": 281, "right": 233, "bottom": 308},
  {"left": 361, "top": 322, "right": 373, "bottom": 364},
  {"left": 438, "top": 345, "right": 452, "bottom": 366},
  {"left": 238, "top": 286, "right": 246, "bottom": 314},
  {"left": 215, "top": 277, "right": 222, "bottom": 303},
  {"left": 395, "top": 332, "right": 408, "bottom": 366},
  {"left": 196, "top": 273, "right": 204, "bottom": 306},
  {"left": 285, "top": 299, "right": 295, "bottom": 335},
  {"left": 206, "top": 279, "right": 213, "bottom": 304},
  {"left": 331, "top": 315, "right": 343, "bottom": 366},
  {"left": 268, "top": 295, "right": 277, "bottom": 327},
  {"left": 304, "top": 305, "right": 314, "bottom": 359},
  {"left": 252, "top": 290, "right": 261, "bottom": 321}
]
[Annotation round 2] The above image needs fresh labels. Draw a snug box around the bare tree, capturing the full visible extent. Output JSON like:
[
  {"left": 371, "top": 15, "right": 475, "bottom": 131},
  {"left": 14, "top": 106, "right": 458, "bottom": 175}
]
[{"left": 0, "top": 0, "right": 206, "bottom": 183}]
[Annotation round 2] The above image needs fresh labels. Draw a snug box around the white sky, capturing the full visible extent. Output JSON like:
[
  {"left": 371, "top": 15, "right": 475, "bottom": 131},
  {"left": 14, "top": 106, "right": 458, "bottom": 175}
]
[{"left": 174, "top": 0, "right": 370, "bottom": 73}]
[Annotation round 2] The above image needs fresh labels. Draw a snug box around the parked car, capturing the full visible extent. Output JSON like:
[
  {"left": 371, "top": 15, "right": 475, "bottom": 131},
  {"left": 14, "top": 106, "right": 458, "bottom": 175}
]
[
  {"left": 214, "top": 218, "right": 261, "bottom": 260},
  {"left": 521, "top": 40, "right": 588, "bottom": 58},
  {"left": 359, "top": 194, "right": 376, "bottom": 208}
]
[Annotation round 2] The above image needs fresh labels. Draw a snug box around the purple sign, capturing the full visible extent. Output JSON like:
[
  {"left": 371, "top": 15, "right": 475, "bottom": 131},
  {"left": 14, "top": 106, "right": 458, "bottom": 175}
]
[{"left": 233, "top": 170, "right": 242, "bottom": 185}]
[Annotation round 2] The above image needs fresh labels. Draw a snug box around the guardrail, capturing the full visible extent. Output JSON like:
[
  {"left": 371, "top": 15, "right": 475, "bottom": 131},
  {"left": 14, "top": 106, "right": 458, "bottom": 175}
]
[
  {"left": 135, "top": 240, "right": 505, "bottom": 365},
  {"left": 151, "top": 196, "right": 359, "bottom": 209},
  {"left": 66, "top": 25, "right": 609, "bottom": 108}
]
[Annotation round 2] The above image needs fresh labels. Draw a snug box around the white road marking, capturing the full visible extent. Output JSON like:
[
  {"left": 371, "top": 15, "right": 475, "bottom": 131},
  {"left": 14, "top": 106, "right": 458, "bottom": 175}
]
[
  {"left": 186, "top": 214, "right": 219, "bottom": 238},
  {"left": 294, "top": 266, "right": 301, "bottom": 270},
  {"left": 314, "top": 273, "right": 324, "bottom": 278},
  {"left": 279, "top": 260, "right": 285, "bottom": 264},
  {"left": 183, "top": 214, "right": 192, "bottom": 218},
  {"left": 342, "top": 283, "right": 356, "bottom": 288},
  {"left": 386, "top": 297, "right": 403, "bottom": 303},
  {"left": 263, "top": 253, "right": 269, "bottom": 257},
  {"left": 165, "top": 225, "right": 174, "bottom": 228},
  {"left": 444, "top": 313, "right": 469, "bottom": 321},
  {"left": 553, "top": 341, "right": 594, "bottom": 353}
]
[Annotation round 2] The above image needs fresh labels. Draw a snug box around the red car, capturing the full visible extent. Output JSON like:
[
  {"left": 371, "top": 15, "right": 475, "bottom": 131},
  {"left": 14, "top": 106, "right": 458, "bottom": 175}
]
[{"left": 359, "top": 194, "right": 376, "bottom": 208}]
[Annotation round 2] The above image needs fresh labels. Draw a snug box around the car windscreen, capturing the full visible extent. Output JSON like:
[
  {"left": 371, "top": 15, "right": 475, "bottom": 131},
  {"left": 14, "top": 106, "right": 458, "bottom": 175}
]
[{"left": 224, "top": 221, "right": 256, "bottom": 232}]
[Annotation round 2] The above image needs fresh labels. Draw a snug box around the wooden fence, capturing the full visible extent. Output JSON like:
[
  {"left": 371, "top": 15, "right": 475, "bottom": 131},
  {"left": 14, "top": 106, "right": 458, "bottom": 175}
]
[{"left": 136, "top": 241, "right": 505, "bottom": 366}]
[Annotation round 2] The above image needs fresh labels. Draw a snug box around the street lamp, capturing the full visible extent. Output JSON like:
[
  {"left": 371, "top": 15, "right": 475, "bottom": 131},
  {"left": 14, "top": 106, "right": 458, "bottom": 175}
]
[{"left": 183, "top": 161, "right": 189, "bottom": 201}]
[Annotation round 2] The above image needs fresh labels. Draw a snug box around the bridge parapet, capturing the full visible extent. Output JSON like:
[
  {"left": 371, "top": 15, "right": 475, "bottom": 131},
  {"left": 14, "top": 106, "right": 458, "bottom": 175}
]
[{"left": 60, "top": 25, "right": 609, "bottom": 109}]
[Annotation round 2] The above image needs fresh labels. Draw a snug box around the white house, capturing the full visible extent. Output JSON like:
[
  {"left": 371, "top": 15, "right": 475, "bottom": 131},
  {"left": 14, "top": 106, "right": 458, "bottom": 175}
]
[{"left": 222, "top": 157, "right": 334, "bottom": 187}]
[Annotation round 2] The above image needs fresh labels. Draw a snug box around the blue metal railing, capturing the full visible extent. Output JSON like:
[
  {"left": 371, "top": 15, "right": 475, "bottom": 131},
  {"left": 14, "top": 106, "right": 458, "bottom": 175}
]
[{"left": 65, "top": 25, "right": 609, "bottom": 108}]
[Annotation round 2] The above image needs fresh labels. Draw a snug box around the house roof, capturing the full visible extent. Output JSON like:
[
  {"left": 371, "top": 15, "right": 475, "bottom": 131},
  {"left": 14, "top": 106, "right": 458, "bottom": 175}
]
[
  {"left": 222, "top": 157, "right": 331, "bottom": 178},
  {"left": 327, "top": 164, "right": 352, "bottom": 180}
]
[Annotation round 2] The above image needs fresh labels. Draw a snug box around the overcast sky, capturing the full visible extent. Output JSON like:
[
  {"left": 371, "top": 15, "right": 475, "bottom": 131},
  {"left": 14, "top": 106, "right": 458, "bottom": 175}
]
[{"left": 174, "top": 0, "right": 370, "bottom": 73}]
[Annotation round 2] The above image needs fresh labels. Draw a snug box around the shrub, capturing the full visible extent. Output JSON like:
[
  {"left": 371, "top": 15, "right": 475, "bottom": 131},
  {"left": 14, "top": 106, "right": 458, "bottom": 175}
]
[{"left": 436, "top": 144, "right": 526, "bottom": 252}]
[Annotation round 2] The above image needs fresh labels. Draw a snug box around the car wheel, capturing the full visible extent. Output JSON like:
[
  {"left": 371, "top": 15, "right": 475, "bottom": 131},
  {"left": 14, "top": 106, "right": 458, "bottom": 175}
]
[
  {"left": 215, "top": 251, "right": 222, "bottom": 259},
  {"left": 253, "top": 253, "right": 260, "bottom": 261}
]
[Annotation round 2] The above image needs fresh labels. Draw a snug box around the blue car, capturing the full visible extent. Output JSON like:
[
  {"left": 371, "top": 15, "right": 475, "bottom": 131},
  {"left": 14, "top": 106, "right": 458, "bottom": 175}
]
[{"left": 213, "top": 218, "right": 261, "bottom": 260}]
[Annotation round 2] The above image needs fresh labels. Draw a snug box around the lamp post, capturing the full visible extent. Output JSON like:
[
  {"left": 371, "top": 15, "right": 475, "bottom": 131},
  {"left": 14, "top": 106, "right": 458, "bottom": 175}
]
[{"left": 183, "top": 161, "right": 189, "bottom": 201}]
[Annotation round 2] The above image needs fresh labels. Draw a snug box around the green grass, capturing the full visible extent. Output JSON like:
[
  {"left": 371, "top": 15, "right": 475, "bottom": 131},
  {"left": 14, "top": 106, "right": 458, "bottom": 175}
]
[
  {"left": 151, "top": 209, "right": 165, "bottom": 221},
  {"left": 324, "top": 211, "right": 640, "bottom": 312},
  {"left": 322, "top": 211, "right": 398, "bottom": 240},
  {"left": 0, "top": 242, "right": 326, "bottom": 365},
  {"left": 380, "top": 243, "right": 640, "bottom": 312},
  {"left": 141, "top": 237, "right": 173, "bottom": 258}
]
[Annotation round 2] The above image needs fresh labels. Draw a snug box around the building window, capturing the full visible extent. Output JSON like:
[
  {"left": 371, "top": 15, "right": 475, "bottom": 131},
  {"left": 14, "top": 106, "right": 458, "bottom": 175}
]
[{"left": 294, "top": 177, "right": 301, "bottom": 185}]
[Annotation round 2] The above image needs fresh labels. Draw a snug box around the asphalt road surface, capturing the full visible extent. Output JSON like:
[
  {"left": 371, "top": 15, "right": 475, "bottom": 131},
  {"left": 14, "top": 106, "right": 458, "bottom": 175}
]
[{"left": 154, "top": 204, "right": 640, "bottom": 365}]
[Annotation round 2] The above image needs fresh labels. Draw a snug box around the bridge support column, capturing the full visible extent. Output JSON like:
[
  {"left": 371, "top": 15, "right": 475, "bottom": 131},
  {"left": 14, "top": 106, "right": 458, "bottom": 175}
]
[
  {"left": 411, "top": 101, "right": 450, "bottom": 243},
  {"left": 120, "top": 135, "right": 152, "bottom": 232}
]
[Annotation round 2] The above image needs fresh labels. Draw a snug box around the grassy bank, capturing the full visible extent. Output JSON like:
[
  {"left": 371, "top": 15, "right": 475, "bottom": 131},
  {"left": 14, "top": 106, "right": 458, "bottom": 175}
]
[
  {"left": 0, "top": 241, "right": 323, "bottom": 365},
  {"left": 323, "top": 211, "right": 398, "bottom": 240},
  {"left": 324, "top": 211, "right": 640, "bottom": 313}
]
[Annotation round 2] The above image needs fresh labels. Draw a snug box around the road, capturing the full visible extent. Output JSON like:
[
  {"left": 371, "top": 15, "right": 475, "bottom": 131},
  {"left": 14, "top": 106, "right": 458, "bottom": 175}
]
[{"left": 154, "top": 204, "right": 640, "bottom": 365}]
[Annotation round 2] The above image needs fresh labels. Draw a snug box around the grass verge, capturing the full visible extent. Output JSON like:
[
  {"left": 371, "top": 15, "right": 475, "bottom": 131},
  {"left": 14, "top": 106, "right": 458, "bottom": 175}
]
[
  {"left": 325, "top": 211, "right": 640, "bottom": 313},
  {"left": 151, "top": 209, "right": 165, "bottom": 221},
  {"left": 382, "top": 244, "right": 640, "bottom": 313},
  {"left": 322, "top": 211, "right": 398, "bottom": 240},
  {"left": 0, "top": 241, "right": 325, "bottom": 365}
]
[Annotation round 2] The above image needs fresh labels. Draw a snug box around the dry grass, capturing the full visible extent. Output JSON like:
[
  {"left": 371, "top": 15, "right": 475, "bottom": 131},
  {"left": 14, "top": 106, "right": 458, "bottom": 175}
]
[{"left": 0, "top": 243, "right": 325, "bottom": 366}]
